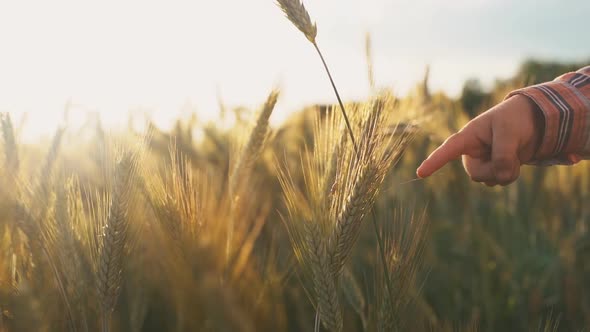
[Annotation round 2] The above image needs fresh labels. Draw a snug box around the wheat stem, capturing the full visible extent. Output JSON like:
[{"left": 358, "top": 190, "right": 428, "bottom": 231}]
[{"left": 312, "top": 42, "right": 359, "bottom": 157}]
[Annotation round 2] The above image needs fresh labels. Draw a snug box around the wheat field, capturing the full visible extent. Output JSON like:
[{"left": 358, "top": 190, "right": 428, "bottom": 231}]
[{"left": 0, "top": 1, "right": 589, "bottom": 331}]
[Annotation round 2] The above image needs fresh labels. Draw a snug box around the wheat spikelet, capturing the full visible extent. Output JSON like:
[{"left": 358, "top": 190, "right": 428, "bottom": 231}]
[
  {"left": 365, "top": 32, "right": 375, "bottom": 90},
  {"left": 5, "top": 125, "right": 77, "bottom": 332},
  {"left": 327, "top": 102, "right": 384, "bottom": 276},
  {"left": 13, "top": 183, "right": 78, "bottom": 332},
  {"left": 229, "top": 90, "right": 279, "bottom": 197},
  {"left": 275, "top": 0, "right": 358, "bottom": 155},
  {"left": 342, "top": 267, "right": 367, "bottom": 329},
  {"left": 0, "top": 113, "right": 19, "bottom": 175},
  {"left": 276, "top": 101, "right": 413, "bottom": 331},
  {"left": 377, "top": 286, "right": 395, "bottom": 332},
  {"left": 139, "top": 145, "right": 184, "bottom": 247},
  {"left": 97, "top": 151, "right": 139, "bottom": 332},
  {"left": 276, "top": 0, "right": 317, "bottom": 43},
  {"left": 40, "top": 127, "right": 65, "bottom": 182},
  {"left": 227, "top": 90, "right": 278, "bottom": 260},
  {"left": 303, "top": 221, "right": 342, "bottom": 332},
  {"left": 376, "top": 207, "right": 428, "bottom": 331},
  {"left": 276, "top": 157, "right": 342, "bottom": 332},
  {"left": 53, "top": 176, "right": 91, "bottom": 330},
  {"left": 317, "top": 108, "right": 347, "bottom": 201},
  {"left": 329, "top": 163, "right": 380, "bottom": 276},
  {"left": 166, "top": 145, "right": 200, "bottom": 241},
  {"left": 328, "top": 98, "right": 413, "bottom": 277}
]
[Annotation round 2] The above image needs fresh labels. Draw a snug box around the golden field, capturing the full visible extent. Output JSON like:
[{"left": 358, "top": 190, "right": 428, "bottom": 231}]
[{"left": 0, "top": 1, "right": 589, "bottom": 331}]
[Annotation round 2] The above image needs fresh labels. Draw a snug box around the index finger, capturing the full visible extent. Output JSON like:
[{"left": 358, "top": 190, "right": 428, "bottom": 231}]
[{"left": 416, "top": 132, "right": 468, "bottom": 178}]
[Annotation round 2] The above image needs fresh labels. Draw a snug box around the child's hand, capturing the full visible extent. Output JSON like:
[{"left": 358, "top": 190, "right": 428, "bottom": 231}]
[{"left": 416, "top": 95, "right": 544, "bottom": 186}]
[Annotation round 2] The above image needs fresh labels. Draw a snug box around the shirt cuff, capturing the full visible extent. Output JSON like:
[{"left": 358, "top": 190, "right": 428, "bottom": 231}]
[{"left": 506, "top": 71, "right": 590, "bottom": 165}]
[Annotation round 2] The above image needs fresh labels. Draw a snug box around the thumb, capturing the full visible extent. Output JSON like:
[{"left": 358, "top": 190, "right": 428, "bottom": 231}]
[{"left": 491, "top": 125, "right": 520, "bottom": 185}]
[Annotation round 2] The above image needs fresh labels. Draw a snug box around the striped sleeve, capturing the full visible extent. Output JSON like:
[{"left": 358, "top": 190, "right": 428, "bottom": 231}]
[{"left": 507, "top": 66, "right": 590, "bottom": 165}]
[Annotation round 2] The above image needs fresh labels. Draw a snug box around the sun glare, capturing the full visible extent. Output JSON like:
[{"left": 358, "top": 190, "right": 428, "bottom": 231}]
[{"left": 1, "top": 0, "right": 587, "bottom": 141}]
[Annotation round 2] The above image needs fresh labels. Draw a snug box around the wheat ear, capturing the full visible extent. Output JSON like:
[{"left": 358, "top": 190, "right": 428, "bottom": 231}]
[
  {"left": 229, "top": 90, "right": 279, "bottom": 197},
  {"left": 275, "top": 0, "right": 358, "bottom": 155},
  {"left": 276, "top": 0, "right": 317, "bottom": 43},
  {"left": 303, "top": 221, "right": 342, "bottom": 332},
  {"left": 227, "top": 90, "right": 278, "bottom": 262},
  {"left": 375, "top": 206, "right": 428, "bottom": 331},
  {"left": 1, "top": 113, "right": 19, "bottom": 176},
  {"left": 365, "top": 32, "right": 375, "bottom": 90},
  {"left": 98, "top": 151, "right": 139, "bottom": 332},
  {"left": 276, "top": 160, "right": 343, "bottom": 332}
]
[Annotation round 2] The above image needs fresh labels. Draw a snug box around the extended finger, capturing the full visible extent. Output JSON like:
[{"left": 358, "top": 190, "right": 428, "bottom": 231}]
[{"left": 417, "top": 131, "right": 470, "bottom": 178}]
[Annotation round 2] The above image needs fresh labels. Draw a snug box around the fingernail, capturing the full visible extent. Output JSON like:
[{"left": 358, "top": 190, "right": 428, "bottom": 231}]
[{"left": 416, "top": 167, "right": 426, "bottom": 179}]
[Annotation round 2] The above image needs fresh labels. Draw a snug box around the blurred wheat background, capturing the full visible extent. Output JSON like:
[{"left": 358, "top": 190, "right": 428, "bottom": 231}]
[{"left": 1, "top": 0, "right": 590, "bottom": 331}]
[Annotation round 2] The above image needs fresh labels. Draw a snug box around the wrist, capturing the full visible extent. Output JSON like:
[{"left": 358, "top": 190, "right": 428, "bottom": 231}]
[
  {"left": 522, "top": 95, "right": 544, "bottom": 157},
  {"left": 510, "top": 94, "right": 545, "bottom": 162}
]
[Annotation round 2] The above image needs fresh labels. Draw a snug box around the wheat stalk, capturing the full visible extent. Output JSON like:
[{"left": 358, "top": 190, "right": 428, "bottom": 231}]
[
  {"left": 275, "top": 0, "right": 359, "bottom": 156},
  {"left": 275, "top": 5, "right": 411, "bottom": 316}
]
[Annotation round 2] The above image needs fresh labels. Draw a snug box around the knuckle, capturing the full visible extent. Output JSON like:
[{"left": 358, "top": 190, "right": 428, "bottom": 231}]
[
  {"left": 499, "top": 179, "right": 515, "bottom": 186},
  {"left": 492, "top": 158, "right": 514, "bottom": 182},
  {"left": 469, "top": 173, "right": 486, "bottom": 183},
  {"left": 497, "top": 172, "right": 518, "bottom": 186},
  {"left": 448, "top": 131, "right": 466, "bottom": 145},
  {"left": 445, "top": 132, "right": 461, "bottom": 144},
  {"left": 495, "top": 173, "right": 513, "bottom": 184}
]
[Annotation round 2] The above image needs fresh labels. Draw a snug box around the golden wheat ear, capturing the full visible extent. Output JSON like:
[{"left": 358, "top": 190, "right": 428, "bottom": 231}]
[
  {"left": 376, "top": 207, "right": 428, "bottom": 331},
  {"left": 365, "top": 32, "right": 375, "bottom": 90},
  {"left": 95, "top": 147, "right": 143, "bottom": 332},
  {"left": 275, "top": 0, "right": 358, "bottom": 156},
  {"left": 276, "top": 0, "right": 317, "bottom": 43},
  {"left": 1, "top": 113, "right": 19, "bottom": 175},
  {"left": 229, "top": 89, "right": 279, "bottom": 198}
]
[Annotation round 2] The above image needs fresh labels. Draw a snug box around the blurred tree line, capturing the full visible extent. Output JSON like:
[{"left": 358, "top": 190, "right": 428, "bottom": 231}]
[{"left": 460, "top": 59, "right": 590, "bottom": 118}]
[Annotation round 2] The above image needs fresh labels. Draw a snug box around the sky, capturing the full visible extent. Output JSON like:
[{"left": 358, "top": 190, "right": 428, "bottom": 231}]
[{"left": 1, "top": 0, "right": 589, "bottom": 139}]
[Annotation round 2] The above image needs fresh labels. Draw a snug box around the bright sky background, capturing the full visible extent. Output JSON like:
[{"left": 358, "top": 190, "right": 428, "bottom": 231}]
[{"left": 1, "top": 0, "right": 589, "bottom": 139}]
